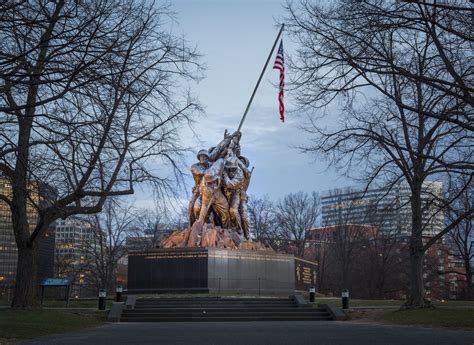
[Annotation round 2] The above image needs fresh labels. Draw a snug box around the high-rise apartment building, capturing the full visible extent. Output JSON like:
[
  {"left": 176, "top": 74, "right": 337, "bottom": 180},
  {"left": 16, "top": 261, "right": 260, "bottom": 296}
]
[{"left": 321, "top": 181, "right": 445, "bottom": 237}]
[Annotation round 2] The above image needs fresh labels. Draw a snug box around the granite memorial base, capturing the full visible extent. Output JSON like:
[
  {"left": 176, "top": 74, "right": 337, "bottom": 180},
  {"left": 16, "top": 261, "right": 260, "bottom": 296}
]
[{"left": 127, "top": 247, "right": 295, "bottom": 294}]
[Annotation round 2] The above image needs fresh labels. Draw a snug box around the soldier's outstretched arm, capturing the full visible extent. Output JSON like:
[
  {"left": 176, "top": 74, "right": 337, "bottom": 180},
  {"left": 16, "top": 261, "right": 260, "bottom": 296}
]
[{"left": 209, "top": 137, "right": 233, "bottom": 161}]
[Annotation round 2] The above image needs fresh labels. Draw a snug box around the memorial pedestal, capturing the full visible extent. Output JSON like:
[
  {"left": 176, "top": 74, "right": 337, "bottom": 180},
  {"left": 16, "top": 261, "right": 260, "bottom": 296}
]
[{"left": 127, "top": 248, "right": 296, "bottom": 294}]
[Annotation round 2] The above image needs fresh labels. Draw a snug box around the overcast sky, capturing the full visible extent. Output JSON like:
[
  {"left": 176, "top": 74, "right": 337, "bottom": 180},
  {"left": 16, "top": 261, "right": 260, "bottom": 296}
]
[{"left": 134, "top": 0, "right": 352, "bottom": 211}]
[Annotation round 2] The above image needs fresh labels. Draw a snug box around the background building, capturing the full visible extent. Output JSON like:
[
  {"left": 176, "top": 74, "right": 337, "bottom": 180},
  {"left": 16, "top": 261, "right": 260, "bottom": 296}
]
[
  {"left": 308, "top": 180, "right": 469, "bottom": 300},
  {"left": 321, "top": 181, "right": 444, "bottom": 237},
  {"left": 54, "top": 217, "right": 95, "bottom": 297},
  {"left": 0, "top": 178, "right": 55, "bottom": 298}
]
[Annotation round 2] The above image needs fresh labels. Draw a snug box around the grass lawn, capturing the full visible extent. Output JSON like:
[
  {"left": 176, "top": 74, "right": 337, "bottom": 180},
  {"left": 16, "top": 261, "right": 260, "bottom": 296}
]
[
  {"left": 42, "top": 298, "right": 104, "bottom": 308},
  {"left": 0, "top": 308, "right": 106, "bottom": 341},
  {"left": 380, "top": 308, "right": 474, "bottom": 329},
  {"left": 0, "top": 297, "right": 116, "bottom": 308},
  {"left": 316, "top": 298, "right": 401, "bottom": 307},
  {"left": 314, "top": 297, "right": 474, "bottom": 308}
]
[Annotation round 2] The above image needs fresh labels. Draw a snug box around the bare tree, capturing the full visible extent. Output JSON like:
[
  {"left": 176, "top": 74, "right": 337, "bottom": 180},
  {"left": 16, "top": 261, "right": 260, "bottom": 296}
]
[
  {"left": 310, "top": 187, "right": 408, "bottom": 298},
  {"left": 84, "top": 198, "right": 138, "bottom": 295},
  {"left": 247, "top": 195, "right": 277, "bottom": 242},
  {"left": 319, "top": 189, "right": 370, "bottom": 295},
  {"left": 274, "top": 191, "right": 320, "bottom": 257},
  {"left": 284, "top": 0, "right": 473, "bottom": 131},
  {"left": 354, "top": 226, "right": 409, "bottom": 299},
  {"left": 447, "top": 179, "right": 473, "bottom": 299},
  {"left": 305, "top": 226, "right": 329, "bottom": 293},
  {"left": 0, "top": 1, "right": 202, "bottom": 307},
  {"left": 127, "top": 208, "right": 176, "bottom": 251},
  {"left": 285, "top": 0, "right": 473, "bottom": 308},
  {"left": 54, "top": 252, "right": 83, "bottom": 293}
]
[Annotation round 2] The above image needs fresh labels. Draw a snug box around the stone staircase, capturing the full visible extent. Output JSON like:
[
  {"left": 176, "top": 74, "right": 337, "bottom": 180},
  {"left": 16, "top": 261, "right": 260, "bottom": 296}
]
[{"left": 120, "top": 297, "right": 334, "bottom": 322}]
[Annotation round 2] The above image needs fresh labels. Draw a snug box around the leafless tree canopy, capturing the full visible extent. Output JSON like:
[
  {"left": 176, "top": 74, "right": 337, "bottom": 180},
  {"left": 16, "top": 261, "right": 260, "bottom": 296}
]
[
  {"left": 447, "top": 178, "right": 473, "bottom": 299},
  {"left": 274, "top": 191, "right": 320, "bottom": 257},
  {"left": 0, "top": 0, "right": 202, "bottom": 307},
  {"left": 85, "top": 198, "right": 138, "bottom": 294},
  {"left": 247, "top": 195, "right": 276, "bottom": 241},
  {"left": 284, "top": 0, "right": 473, "bottom": 307},
  {"left": 126, "top": 208, "right": 178, "bottom": 251},
  {"left": 314, "top": 188, "right": 407, "bottom": 299},
  {"left": 285, "top": 0, "right": 473, "bottom": 131}
]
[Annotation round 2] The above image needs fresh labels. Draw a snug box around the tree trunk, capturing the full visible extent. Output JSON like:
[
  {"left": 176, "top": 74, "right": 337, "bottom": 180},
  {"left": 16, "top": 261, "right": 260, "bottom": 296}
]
[
  {"left": 465, "top": 258, "right": 473, "bottom": 300},
  {"left": 405, "top": 184, "right": 431, "bottom": 308},
  {"left": 12, "top": 244, "right": 38, "bottom": 308},
  {"left": 405, "top": 250, "right": 427, "bottom": 308}
]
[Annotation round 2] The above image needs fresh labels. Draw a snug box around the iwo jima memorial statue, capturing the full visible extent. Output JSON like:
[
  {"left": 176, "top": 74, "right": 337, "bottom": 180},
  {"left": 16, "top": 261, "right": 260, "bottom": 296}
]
[
  {"left": 161, "top": 130, "right": 268, "bottom": 251},
  {"left": 127, "top": 25, "right": 317, "bottom": 294}
]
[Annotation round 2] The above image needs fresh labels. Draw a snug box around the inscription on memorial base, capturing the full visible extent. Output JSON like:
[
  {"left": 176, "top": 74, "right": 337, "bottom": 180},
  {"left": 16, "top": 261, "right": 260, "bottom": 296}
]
[{"left": 128, "top": 247, "right": 296, "bottom": 294}]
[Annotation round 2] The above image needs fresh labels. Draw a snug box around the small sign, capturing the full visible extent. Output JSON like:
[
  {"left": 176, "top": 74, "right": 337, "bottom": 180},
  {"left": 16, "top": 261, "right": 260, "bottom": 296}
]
[
  {"left": 99, "top": 290, "right": 106, "bottom": 298},
  {"left": 41, "top": 278, "right": 70, "bottom": 286},
  {"left": 40, "top": 278, "right": 71, "bottom": 306},
  {"left": 294, "top": 257, "right": 318, "bottom": 292},
  {"left": 342, "top": 290, "right": 349, "bottom": 298},
  {"left": 116, "top": 286, "right": 123, "bottom": 293}
]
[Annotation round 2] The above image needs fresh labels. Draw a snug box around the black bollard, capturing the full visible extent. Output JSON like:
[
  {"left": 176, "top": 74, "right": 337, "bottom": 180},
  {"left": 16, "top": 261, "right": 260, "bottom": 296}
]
[
  {"left": 115, "top": 285, "right": 123, "bottom": 302},
  {"left": 98, "top": 289, "right": 106, "bottom": 310},
  {"left": 341, "top": 289, "right": 349, "bottom": 309},
  {"left": 309, "top": 286, "right": 316, "bottom": 303}
]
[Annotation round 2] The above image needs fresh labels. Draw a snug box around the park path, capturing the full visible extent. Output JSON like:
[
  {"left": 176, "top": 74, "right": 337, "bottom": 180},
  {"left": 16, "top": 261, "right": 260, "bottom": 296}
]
[{"left": 19, "top": 320, "right": 474, "bottom": 345}]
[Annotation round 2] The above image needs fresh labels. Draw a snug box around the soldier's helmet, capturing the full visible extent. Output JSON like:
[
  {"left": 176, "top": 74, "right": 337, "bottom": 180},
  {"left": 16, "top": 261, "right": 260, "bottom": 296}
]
[
  {"left": 238, "top": 156, "right": 250, "bottom": 168},
  {"left": 197, "top": 149, "right": 209, "bottom": 160}
]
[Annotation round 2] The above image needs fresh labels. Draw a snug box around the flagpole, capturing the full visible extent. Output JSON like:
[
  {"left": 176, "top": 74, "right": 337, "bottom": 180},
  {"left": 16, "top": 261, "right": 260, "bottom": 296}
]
[{"left": 237, "top": 24, "right": 284, "bottom": 132}]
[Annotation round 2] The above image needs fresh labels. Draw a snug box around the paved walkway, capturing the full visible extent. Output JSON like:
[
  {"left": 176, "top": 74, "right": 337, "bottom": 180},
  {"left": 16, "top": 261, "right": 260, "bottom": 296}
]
[{"left": 19, "top": 321, "right": 474, "bottom": 345}]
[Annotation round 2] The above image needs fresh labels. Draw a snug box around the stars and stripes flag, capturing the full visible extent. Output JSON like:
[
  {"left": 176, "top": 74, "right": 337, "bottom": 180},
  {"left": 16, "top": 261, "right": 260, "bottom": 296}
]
[{"left": 273, "top": 40, "right": 284, "bottom": 122}]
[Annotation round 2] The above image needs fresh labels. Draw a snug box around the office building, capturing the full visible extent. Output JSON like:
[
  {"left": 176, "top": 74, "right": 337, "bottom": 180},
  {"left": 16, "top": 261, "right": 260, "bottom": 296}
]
[
  {"left": 0, "top": 178, "right": 55, "bottom": 292},
  {"left": 54, "top": 217, "right": 95, "bottom": 296},
  {"left": 321, "top": 181, "right": 444, "bottom": 237}
]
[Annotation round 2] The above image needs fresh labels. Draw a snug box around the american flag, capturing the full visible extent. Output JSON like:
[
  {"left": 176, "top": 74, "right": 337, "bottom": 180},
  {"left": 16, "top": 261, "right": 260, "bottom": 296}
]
[{"left": 273, "top": 40, "right": 284, "bottom": 122}]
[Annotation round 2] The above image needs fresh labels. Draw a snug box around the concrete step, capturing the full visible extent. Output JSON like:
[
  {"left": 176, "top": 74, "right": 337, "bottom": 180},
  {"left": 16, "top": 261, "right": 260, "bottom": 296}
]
[
  {"left": 124, "top": 311, "right": 330, "bottom": 316},
  {"left": 135, "top": 299, "right": 293, "bottom": 304},
  {"left": 135, "top": 305, "right": 298, "bottom": 309},
  {"left": 134, "top": 298, "right": 289, "bottom": 302},
  {"left": 135, "top": 300, "right": 296, "bottom": 303},
  {"left": 130, "top": 305, "right": 321, "bottom": 310},
  {"left": 123, "top": 309, "right": 329, "bottom": 315},
  {"left": 120, "top": 314, "right": 333, "bottom": 322},
  {"left": 121, "top": 297, "right": 334, "bottom": 322},
  {"left": 131, "top": 306, "right": 303, "bottom": 311}
]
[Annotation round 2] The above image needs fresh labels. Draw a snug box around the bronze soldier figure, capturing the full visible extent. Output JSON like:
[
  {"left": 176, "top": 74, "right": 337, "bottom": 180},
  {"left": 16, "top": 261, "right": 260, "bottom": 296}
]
[
  {"left": 237, "top": 156, "right": 251, "bottom": 239},
  {"left": 197, "top": 158, "right": 230, "bottom": 227},
  {"left": 186, "top": 129, "right": 252, "bottom": 239},
  {"left": 222, "top": 157, "right": 246, "bottom": 235},
  {"left": 188, "top": 149, "right": 211, "bottom": 226}
]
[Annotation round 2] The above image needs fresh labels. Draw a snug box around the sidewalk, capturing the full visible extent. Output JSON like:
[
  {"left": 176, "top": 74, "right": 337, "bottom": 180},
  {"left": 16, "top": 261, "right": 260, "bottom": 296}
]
[{"left": 18, "top": 321, "right": 474, "bottom": 345}]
